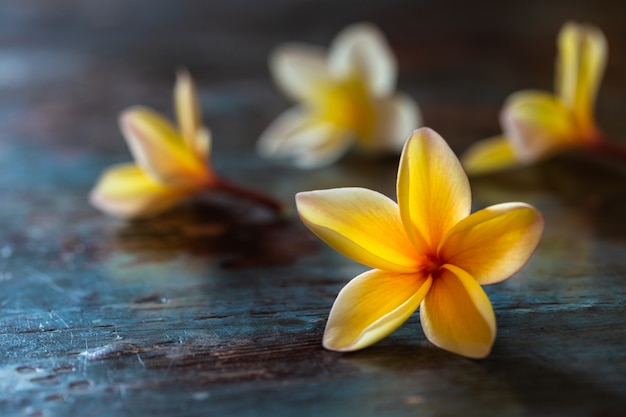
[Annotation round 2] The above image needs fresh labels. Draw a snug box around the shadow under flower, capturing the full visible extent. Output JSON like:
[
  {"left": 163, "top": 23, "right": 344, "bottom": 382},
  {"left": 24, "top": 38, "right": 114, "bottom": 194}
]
[
  {"left": 339, "top": 343, "right": 626, "bottom": 417},
  {"left": 470, "top": 149, "right": 626, "bottom": 240},
  {"left": 105, "top": 196, "right": 318, "bottom": 269}
]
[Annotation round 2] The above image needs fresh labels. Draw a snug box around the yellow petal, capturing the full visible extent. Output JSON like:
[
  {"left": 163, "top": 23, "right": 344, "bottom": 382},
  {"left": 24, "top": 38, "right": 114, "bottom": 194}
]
[
  {"left": 257, "top": 107, "right": 352, "bottom": 169},
  {"left": 439, "top": 202, "right": 544, "bottom": 285},
  {"left": 575, "top": 24, "right": 606, "bottom": 132},
  {"left": 420, "top": 264, "right": 496, "bottom": 359},
  {"left": 556, "top": 22, "right": 581, "bottom": 110},
  {"left": 363, "top": 93, "right": 421, "bottom": 153},
  {"left": 323, "top": 269, "right": 432, "bottom": 351},
  {"left": 501, "top": 90, "right": 578, "bottom": 162},
  {"left": 296, "top": 188, "right": 422, "bottom": 272},
  {"left": 174, "top": 70, "right": 203, "bottom": 154},
  {"left": 289, "top": 122, "right": 353, "bottom": 169},
  {"left": 397, "top": 128, "right": 471, "bottom": 256},
  {"left": 257, "top": 107, "right": 310, "bottom": 157},
  {"left": 120, "top": 106, "right": 208, "bottom": 184},
  {"left": 89, "top": 163, "right": 191, "bottom": 218},
  {"left": 556, "top": 22, "right": 607, "bottom": 130},
  {"left": 269, "top": 44, "right": 331, "bottom": 103},
  {"left": 461, "top": 135, "right": 520, "bottom": 175},
  {"left": 328, "top": 23, "right": 396, "bottom": 97}
]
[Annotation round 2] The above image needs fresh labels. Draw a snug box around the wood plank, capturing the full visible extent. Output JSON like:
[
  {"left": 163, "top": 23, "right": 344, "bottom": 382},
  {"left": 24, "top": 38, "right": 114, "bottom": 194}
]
[{"left": 1, "top": 1, "right": 626, "bottom": 416}]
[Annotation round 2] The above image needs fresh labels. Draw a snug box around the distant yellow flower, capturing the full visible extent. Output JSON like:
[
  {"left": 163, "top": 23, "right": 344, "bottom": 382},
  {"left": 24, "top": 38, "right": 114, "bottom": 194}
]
[
  {"left": 462, "top": 22, "right": 611, "bottom": 175},
  {"left": 258, "top": 23, "right": 421, "bottom": 168},
  {"left": 90, "top": 71, "right": 281, "bottom": 218},
  {"left": 296, "top": 128, "right": 544, "bottom": 358}
]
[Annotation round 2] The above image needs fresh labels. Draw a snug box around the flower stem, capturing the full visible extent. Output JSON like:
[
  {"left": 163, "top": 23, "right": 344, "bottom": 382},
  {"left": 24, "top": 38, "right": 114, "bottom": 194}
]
[
  {"left": 213, "top": 178, "right": 285, "bottom": 214},
  {"left": 593, "top": 136, "right": 626, "bottom": 162}
]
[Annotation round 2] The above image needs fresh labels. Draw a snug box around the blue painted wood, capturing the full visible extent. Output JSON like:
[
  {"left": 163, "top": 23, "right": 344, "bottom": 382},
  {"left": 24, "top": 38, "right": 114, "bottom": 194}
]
[{"left": 1, "top": 1, "right": 626, "bottom": 416}]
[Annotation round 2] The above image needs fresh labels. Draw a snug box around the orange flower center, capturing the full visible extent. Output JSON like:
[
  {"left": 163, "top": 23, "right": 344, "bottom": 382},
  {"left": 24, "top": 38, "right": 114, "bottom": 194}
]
[{"left": 424, "top": 255, "right": 444, "bottom": 279}]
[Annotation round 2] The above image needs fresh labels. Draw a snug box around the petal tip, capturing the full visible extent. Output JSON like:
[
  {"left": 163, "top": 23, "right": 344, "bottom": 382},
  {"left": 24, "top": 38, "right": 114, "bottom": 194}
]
[
  {"left": 460, "top": 136, "right": 520, "bottom": 176},
  {"left": 176, "top": 67, "right": 192, "bottom": 83},
  {"left": 406, "top": 126, "right": 436, "bottom": 141},
  {"left": 118, "top": 105, "right": 152, "bottom": 130},
  {"left": 294, "top": 190, "right": 315, "bottom": 207},
  {"left": 426, "top": 330, "right": 495, "bottom": 360},
  {"left": 458, "top": 344, "right": 493, "bottom": 360},
  {"left": 322, "top": 333, "right": 355, "bottom": 352}
]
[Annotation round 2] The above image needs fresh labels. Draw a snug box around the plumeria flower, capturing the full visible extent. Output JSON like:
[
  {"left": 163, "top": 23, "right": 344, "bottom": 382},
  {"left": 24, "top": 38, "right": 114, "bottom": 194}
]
[
  {"left": 90, "top": 71, "right": 282, "bottom": 219},
  {"left": 462, "top": 22, "right": 621, "bottom": 175},
  {"left": 296, "top": 128, "right": 544, "bottom": 358},
  {"left": 258, "top": 23, "right": 421, "bottom": 169}
]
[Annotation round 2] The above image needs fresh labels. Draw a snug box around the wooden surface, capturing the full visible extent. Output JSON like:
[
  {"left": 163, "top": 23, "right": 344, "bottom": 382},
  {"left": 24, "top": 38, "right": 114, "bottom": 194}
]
[{"left": 1, "top": 1, "right": 626, "bottom": 416}]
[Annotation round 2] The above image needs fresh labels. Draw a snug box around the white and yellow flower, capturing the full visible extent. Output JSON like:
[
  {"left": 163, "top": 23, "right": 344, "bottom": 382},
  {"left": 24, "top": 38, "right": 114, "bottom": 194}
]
[
  {"left": 297, "top": 128, "right": 544, "bottom": 358},
  {"left": 91, "top": 71, "right": 281, "bottom": 219},
  {"left": 258, "top": 23, "right": 421, "bottom": 168},
  {"left": 462, "top": 22, "right": 609, "bottom": 174}
]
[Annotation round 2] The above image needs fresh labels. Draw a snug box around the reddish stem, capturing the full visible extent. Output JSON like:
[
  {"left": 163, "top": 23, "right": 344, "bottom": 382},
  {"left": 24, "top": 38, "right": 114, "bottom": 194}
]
[
  {"left": 592, "top": 136, "right": 626, "bottom": 162},
  {"left": 212, "top": 178, "right": 285, "bottom": 214}
]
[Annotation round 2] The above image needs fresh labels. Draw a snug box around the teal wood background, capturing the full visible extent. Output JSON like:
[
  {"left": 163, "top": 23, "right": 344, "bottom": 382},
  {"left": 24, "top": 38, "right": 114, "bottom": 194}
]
[{"left": 1, "top": 1, "right": 626, "bottom": 416}]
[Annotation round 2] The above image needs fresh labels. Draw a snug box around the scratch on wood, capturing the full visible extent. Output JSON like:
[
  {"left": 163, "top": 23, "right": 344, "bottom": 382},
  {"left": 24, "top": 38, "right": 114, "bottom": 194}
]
[{"left": 79, "top": 342, "right": 143, "bottom": 360}]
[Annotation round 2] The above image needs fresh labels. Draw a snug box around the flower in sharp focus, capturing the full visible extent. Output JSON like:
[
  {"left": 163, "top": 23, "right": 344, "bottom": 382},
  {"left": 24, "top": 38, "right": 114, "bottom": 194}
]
[
  {"left": 462, "top": 22, "right": 609, "bottom": 175},
  {"left": 296, "top": 128, "right": 544, "bottom": 358},
  {"left": 90, "top": 71, "right": 281, "bottom": 219},
  {"left": 258, "top": 23, "right": 421, "bottom": 169}
]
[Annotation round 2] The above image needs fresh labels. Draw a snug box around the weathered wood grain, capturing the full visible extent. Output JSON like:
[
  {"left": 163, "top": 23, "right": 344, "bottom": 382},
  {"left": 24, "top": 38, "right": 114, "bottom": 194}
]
[{"left": 1, "top": 1, "right": 626, "bottom": 416}]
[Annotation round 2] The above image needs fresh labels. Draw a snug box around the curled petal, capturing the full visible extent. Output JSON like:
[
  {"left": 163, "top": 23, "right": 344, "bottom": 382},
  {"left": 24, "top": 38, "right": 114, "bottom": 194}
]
[
  {"left": 120, "top": 106, "right": 208, "bottom": 184},
  {"left": 174, "top": 70, "right": 203, "bottom": 154},
  {"left": 270, "top": 44, "right": 331, "bottom": 103},
  {"left": 296, "top": 188, "right": 422, "bottom": 272},
  {"left": 257, "top": 107, "right": 311, "bottom": 157},
  {"left": 461, "top": 136, "right": 520, "bottom": 175},
  {"left": 557, "top": 22, "right": 581, "bottom": 110},
  {"left": 397, "top": 128, "right": 471, "bottom": 255},
  {"left": 363, "top": 93, "right": 421, "bottom": 153},
  {"left": 420, "top": 264, "right": 496, "bottom": 359},
  {"left": 439, "top": 202, "right": 544, "bottom": 285},
  {"left": 329, "top": 23, "right": 396, "bottom": 97},
  {"left": 288, "top": 127, "right": 352, "bottom": 169},
  {"left": 89, "top": 163, "right": 192, "bottom": 219},
  {"left": 324, "top": 269, "right": 432, "bottom": 351},
  {"left": 501, "top": 90, "right": 578, "bottom": 162},
  {"left": 556, "top": 22, "right": 607, "bottom": 130},
  {"left": 257, "top": 107, "right": 352, "bottom": 168},
  {"left": 575, "top": 24, "right": 606, "bottom": 131}
]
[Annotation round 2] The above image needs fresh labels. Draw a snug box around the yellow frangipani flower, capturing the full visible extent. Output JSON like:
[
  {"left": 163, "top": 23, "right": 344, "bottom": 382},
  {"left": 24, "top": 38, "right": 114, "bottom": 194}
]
[
  {"left": 258, "top": 23, "right": 421, "bottom": 169},
  {"left": 90, "top": 71, "right": 281, "bottom": 218},
  {"left": 296, "top": 128, "right": 544, "bottom": 358},
  {"left": 462, "top": 22, "right": 609, "bottom": 175}
]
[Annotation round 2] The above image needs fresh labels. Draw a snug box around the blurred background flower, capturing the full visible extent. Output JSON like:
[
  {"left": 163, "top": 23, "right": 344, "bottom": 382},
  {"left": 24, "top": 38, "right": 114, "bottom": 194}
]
[
  {"left": 257, "top": 23, "right": 420, "bottom": 168},
  {"left": 462, "top": 22, "right": 619, "bottom": 175},
  {"left": 2, "top": 2, "right": 626, "bottom": 416}
]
